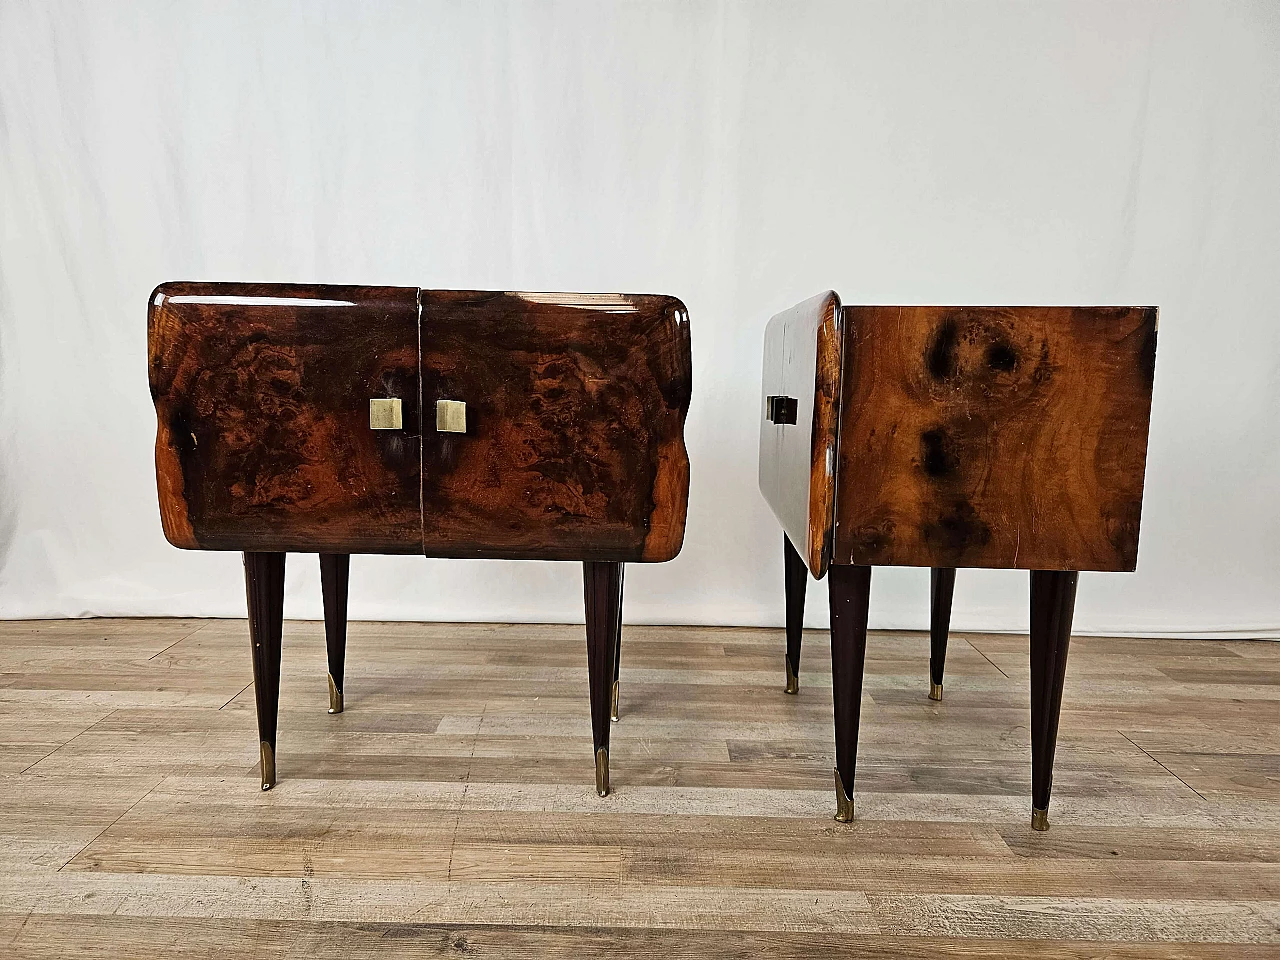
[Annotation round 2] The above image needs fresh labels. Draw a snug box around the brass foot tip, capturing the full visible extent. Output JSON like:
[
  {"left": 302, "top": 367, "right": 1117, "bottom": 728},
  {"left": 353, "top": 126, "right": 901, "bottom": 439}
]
[
  {"left": 259, "top": 741, "right": 276, "bottom": 791},
  {"left": 833, "top": 768, "right": 854, "bottom": 823},
  {"left": 928, "top": 680, "right": 943, "bottom": 701},
  {"left": 594, "top": 747, "right": 610, "bottom": 797},
  {"left": 1031, "top": 807, "right": 1050, "bottom": 831},
  {"left": 784, "top": 658, "right": 799, "bottom": 695},
  {"left": 327, "top": 674, "right": 344, "bottom": 714},
  {"left": 610, "top": 680, "right": 619, "bottom": 722}
]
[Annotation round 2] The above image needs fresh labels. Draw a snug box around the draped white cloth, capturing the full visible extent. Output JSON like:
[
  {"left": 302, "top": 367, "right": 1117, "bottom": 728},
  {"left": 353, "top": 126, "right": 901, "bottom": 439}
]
[{"left": 1, "top": 1, "right": 1276, "bottom": 636}]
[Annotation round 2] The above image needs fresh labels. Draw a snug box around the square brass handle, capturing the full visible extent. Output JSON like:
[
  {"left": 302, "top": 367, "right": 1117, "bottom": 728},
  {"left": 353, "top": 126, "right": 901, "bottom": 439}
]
[
  {"left": 766, "top": 395, "right": 797, "bottom": 425},
  {"left": 436, "top": 399, "right": 467, "bottom": 433},
  {"left": 369, "top": 398, "right": 403, "bottom": 430}
]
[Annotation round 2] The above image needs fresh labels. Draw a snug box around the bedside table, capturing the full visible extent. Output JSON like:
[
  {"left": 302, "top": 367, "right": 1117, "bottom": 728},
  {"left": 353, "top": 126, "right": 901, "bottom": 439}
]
[
  {"left": 760, "top": 292, "right": 1156, "bottom": 829},
  {"left": 149, "top": 283, "right": 691, "bottom": 796}
]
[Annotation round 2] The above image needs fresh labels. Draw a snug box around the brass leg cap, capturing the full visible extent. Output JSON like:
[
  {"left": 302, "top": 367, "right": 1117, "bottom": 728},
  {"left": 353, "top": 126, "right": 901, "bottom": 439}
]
[
  {"left": 260, "top": 741, "right": 276, "bottom": 791},
  {"left": 834, "top": 768, "right": 854, "bottom": 822},
  {"left": 610, "top": 680, "right": 620, "bottom": 722},
  {"left": 784, "top": 657, "right": 799, "bottom": 695},
  {"left": 928, "top": 680, "right": 943, "bottom": 701},
  {"left": 327, "top": 673, "right": 344, "bottom": 715},
  {"left": 1031, "top": 807, "right": 1050, "bottom": 831},
  {"left": 595, "top": 747, "right": 611, "bottom": 797}
]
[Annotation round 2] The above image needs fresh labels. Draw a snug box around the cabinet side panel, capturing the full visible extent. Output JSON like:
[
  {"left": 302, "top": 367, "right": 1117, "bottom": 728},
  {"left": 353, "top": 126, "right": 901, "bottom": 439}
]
[
  {"left": 833, "top": 305, "right": 1157, "bottom": 571},
  {"left": 148, "top": 282, "right": 422, "bottom": 553},
  {"left": 758, "top": 291, "right": 842, "bottom": 577},
  {"left": 418, "top": 291, "right": 691, "bottom": 563}
]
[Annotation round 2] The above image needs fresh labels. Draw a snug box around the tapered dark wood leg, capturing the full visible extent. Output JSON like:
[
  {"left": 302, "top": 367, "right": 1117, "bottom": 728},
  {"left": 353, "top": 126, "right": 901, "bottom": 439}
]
[
  {"left": 244, "top": 552, "right": 285, "bottom": 791},
  {"left": 610, "top": 565, "right": 625, "bottom": 722},
  {"left": 319, "top": 554, "right": 349, "bottom": 714},
  {"left": 929, "top": 567, "right": 956, "bottom": 700},
  {"left": 584, "top": 561, "right": 623, "bottom": 796},
  {"left": 829, "top": 563, "right": 872, "bottom": 822},
  {"left": 783, "top": 534, "right": 808, "bottom": 694},
  {"left": 1029, "top": 569, "right": 1079, "bottom": 831}
]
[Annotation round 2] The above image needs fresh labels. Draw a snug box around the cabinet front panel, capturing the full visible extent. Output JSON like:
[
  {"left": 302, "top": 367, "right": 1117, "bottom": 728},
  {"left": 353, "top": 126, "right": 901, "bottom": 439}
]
[
  {"left": 149, "top": 282, "right": 422, "bottom": 553},
  {"left": 419, "top": 291, "right": 691, "bottom": 562},
  {"left": 833, "top": 305, "right": 1157, "bottom": 572}
]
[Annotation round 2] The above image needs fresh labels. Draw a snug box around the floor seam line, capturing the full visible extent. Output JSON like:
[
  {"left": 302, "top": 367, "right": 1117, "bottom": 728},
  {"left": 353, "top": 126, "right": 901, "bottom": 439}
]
[
  {"left": 55, "top": 774, "right": 167, "bottom": 873},
  {"left": 447, "top": 701, "right": 482, "bottom": 883},
  {"left": 145, "top": 621, "right": 212, "bottom": 662},
  {"left": 219, "top": 680, "right": 254, "bottom": 711},
  {"left": 1121, "top": 732, "right": 1210, "bottom": 803},
  {"left": 967, "top": 639, "right": 1012, "bottom": 681},
  {"left": 18, "top": 708, "right": 120, "bottom": 775}
]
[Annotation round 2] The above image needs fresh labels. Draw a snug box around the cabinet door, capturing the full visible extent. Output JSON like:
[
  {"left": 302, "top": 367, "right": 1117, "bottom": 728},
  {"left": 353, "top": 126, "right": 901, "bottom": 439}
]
[
  {"left": 418, "top": 291, "right": 691, "bottom": 562},
  {"left": 149, "top": 282, "right": 421, "bottom": 553}
]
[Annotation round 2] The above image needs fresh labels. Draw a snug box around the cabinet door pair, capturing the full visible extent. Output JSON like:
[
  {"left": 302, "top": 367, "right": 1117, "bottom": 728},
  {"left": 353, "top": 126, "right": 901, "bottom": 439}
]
[
  {"left": 150, "top": 283, "right": 689, "bottom": 562},
  {"left": 760, "top": 291, "right": 1158, "bottom": 829}
]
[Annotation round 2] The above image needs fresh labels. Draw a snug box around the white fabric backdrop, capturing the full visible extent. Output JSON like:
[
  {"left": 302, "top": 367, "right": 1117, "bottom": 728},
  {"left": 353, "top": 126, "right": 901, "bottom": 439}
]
[{"left": 1, "top": 1, "right": 1277, "bottom": 636}]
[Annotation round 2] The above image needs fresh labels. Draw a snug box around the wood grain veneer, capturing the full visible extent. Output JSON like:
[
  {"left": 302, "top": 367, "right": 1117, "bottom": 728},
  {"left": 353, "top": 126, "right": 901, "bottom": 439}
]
[
  {"left": 418, "top": 290, "right": 691, "bottom": 563},
  {"left": 833, "top": 305, "right": 1157, "bottom": 571},
  {"left": 149, "top": 283, "right": 421, "bottom": 554},
  {"left": 149, "top": 283, "right": 691, "bottom": 563}
]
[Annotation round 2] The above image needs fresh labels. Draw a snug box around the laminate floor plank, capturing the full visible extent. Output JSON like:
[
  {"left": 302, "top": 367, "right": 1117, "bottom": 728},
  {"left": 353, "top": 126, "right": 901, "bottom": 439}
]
[{"left": 14, "top": 915, "right": 1276, "bottom": 960}]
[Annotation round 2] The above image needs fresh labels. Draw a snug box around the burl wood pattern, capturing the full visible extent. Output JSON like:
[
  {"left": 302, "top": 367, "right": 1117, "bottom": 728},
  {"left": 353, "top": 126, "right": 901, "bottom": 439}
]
[
  {"left": 150, "top": 284, "right": 691, "bottom": 562},
  {"left": 758, "top": 291, "right": 843, "bottom": 577},
  {"left": 419, "top": 291, "right": 691, "bottom": 562},
  {"left": 149, "top": 282, "right": 421, "bottom": 553},
  {"left": 833, "top": 305, "right": 1157, "bottom": 571}
]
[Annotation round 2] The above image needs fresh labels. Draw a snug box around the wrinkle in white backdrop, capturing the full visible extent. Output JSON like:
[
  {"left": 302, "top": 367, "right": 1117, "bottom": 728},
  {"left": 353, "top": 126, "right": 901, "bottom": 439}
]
[{"left": 0, "top": 1, "right": 1277, "bottom": 635}]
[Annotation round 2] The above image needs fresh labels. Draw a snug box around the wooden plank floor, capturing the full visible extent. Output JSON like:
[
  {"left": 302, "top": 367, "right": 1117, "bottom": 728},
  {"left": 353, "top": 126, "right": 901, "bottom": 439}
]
[{"left": 1, "top": 618, "right": 1277, "bottom": 957}]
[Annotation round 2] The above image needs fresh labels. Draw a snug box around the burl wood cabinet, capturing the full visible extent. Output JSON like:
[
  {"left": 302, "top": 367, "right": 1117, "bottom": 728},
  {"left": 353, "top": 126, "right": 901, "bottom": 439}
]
[
  {"left": 760, "top": 292, "right": 1157, "bottom": 829},
  {"left": 149, "top": 282, "right": 691, "bottom": 796}
]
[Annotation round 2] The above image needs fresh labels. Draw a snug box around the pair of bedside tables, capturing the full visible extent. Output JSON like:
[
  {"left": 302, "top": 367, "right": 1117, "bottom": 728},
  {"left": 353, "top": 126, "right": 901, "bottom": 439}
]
[{"left": 148, "top": 283, "right": 1156, "bottom": 830}]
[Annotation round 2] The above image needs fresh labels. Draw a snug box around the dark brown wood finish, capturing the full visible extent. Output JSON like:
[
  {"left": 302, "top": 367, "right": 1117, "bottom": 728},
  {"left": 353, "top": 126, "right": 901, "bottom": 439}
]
[
  {"left": 829, "top": 564, "right": 872, "bottom": 822},
  {"left": 833, "top": 305, "right": 1157, "bottom": 571},
  {"left": 611, "top": 565, "right": 625, "bottom": 722},
  {"left": 758, "top": 291, "right": 843, "bottom": 577},
  {"left": 583, "top": 561, "right": 623, "bottom": 796},
  {"left": 243, "top": 552, "right": 285, "bottom": 790},
  {"left": 319, "top": 554, "right": 349, "bottom": 714},
  {"left": 419, "top": 291, "right": 691, "bottom": 563},
  {"left": 1030, "top": 569, "right": 1080, "bottom": 830},
  {"left": 782, "top": 534, "right": 807, "bottom": 693},
  {"left": 150, "top": 283, "right": 422, "bottom": 554},
  {"left": 929, "top": 567, "right": 956, "bottom": 699}
]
